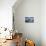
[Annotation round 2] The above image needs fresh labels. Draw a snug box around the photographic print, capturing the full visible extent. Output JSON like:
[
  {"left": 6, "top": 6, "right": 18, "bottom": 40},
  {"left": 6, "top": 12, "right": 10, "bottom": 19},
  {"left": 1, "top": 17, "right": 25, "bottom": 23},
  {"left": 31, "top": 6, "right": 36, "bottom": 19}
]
[{"left": 25, "top": 17, "right": 34, "bottom": 23}]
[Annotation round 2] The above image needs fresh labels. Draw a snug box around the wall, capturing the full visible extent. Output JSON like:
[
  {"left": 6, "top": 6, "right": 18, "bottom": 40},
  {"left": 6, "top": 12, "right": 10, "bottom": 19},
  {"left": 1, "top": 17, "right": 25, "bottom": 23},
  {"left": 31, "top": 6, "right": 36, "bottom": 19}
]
[
  {"left": 0, "top": 0, "right": 16, "bottom": 30},
  {"left": 0, "top": 0, "right": 46, "bottom": 46},
  {"left": 41, "top": 0, "right": 46, "bottom": 46},
  {"left": 13, "top": 0, "right": 41, "bottom": 46}
]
